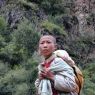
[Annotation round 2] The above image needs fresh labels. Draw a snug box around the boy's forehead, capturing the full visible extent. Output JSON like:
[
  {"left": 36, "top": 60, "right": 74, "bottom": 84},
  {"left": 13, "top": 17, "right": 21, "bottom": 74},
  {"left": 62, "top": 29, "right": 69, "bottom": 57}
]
[{"left": 40, "top": 35, "right": 55, "bottom": 42}]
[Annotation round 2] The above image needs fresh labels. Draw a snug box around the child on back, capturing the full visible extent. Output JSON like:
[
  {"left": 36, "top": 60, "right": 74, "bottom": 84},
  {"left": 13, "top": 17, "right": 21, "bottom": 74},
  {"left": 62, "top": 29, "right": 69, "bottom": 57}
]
[
  {"left": 54, "top": 50, "right": 75, "bottom": 67},
  {"left": 35, "top": 35, "right": 78, "bottom": 95}
]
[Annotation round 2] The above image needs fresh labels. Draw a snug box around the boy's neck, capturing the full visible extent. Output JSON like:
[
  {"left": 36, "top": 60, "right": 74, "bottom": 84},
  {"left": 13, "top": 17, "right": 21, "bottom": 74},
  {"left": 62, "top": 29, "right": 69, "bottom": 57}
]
[
  {"left": 44, "top": 53, "right": 56, "bottom": 63},
  {"left": 45, "top": 53, "right": 53, "bottom": 60}
]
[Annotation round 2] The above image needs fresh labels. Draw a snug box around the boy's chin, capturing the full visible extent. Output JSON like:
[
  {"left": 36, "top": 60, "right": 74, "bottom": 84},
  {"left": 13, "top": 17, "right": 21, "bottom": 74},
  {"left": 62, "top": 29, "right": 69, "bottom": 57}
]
[{"left": 44, "top": 54, "right": 52, "bottom": 59}]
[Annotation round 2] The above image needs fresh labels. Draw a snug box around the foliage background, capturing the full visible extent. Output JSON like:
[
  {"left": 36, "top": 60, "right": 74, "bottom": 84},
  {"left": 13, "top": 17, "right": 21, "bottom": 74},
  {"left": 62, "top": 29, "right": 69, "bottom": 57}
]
[{"left": 0, "top": 0, "right": 95, "bottom": 95}]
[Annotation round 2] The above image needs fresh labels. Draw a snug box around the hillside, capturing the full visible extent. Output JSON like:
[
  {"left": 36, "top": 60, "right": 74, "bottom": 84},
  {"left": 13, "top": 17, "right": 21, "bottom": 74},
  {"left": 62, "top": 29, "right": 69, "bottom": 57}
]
[{"left": 0, "top": 0, "right": 95, "bottom": 95}]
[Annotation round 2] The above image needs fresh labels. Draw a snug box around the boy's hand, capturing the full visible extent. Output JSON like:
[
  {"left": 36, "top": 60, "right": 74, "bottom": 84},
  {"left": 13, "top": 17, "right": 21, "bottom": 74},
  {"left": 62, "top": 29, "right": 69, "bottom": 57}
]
[
  {"left": 39, "top": 69, "right": 54, "bottom": 81},
  {"left": 38, "top": 71, "right": 44, "bottom": 80}
]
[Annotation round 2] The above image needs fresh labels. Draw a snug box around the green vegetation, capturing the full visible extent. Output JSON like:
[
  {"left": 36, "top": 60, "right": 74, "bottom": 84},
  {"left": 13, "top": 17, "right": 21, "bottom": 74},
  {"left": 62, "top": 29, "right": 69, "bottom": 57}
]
[
  {"left": 19, "top": 0, "right": 39, "bottom": 10},
  {"left": 41, "top": 20, "right": 67, "bottom": 36},
  {"left": 82, "top": 61, "right": 95, "bottom": 95},
  {"left": 0, "top": 16, "right": 7, "bottom": 30},
  {"left": 0, "top": 0, "right": 95, "bottom": 95},
  {"left": 0, "top": 16, "right": 39, "bottom": 94}
]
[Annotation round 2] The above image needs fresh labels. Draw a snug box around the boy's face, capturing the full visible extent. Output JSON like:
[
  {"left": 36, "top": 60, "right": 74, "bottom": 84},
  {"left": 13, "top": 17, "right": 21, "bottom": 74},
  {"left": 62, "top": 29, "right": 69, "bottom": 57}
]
[{"left": 39, "top": 35, "right": 56, "bottom": 58}]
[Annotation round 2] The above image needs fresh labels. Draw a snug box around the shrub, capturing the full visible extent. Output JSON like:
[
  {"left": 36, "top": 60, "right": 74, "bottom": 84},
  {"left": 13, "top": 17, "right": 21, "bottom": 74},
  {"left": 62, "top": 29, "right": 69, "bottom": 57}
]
[
  {"left": 41, "top": 20, "right": 67, "bottom": 36},
  {"left": 0, "top": 16, "right": 6, "bottom": 30},
  {"left": 12, "top": 18, "right": 40, "bottom": 56},
  {"left": 82, "top": 61, "right": 95, "bottom": 95}
]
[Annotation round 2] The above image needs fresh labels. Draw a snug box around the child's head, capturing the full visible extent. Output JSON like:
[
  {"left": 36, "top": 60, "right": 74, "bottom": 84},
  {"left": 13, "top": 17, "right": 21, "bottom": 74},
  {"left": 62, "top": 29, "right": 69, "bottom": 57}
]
[{"left": 38, "top": 35, "right": 57, "bottom": 59}]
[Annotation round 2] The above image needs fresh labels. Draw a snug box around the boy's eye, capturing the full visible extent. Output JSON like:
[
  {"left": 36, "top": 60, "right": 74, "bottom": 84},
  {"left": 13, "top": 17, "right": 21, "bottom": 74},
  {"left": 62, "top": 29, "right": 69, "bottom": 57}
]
[
  {"left": 40, "top": 42, "right": 44, "bottom": 44},
  {"left": 47, "top": 41, "right": 51, "bottom": 44}
]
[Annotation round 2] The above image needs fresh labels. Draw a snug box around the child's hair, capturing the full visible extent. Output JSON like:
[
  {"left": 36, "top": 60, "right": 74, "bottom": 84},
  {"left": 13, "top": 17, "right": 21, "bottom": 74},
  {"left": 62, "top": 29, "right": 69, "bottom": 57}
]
[{"left": 40, "top": 34, "right": 57, "bottom": 45}]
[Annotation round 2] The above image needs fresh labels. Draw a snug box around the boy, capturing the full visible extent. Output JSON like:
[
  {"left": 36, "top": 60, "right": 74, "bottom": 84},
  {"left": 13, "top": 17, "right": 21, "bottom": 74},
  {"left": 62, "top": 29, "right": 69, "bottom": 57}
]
[{"left": 35, "top": 35, "right": 78, "bottom": 95}]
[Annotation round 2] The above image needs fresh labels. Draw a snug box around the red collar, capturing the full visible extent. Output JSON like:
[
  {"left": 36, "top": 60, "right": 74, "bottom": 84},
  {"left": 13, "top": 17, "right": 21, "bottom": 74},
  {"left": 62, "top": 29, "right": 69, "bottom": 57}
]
[{"left": 42, "top": 58, "right": 54, "bottom": 68}]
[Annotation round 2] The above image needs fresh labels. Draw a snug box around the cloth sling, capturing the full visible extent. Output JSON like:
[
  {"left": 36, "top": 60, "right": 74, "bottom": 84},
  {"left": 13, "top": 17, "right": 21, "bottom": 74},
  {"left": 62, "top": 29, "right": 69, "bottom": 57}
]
[{"left": 38, "top": 59, "right": 70, "bottom": 95}]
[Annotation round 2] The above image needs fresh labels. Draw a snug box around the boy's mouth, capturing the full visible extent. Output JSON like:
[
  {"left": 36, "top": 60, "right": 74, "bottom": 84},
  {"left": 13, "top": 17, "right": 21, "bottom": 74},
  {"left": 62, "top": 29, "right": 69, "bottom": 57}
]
[
  {"left": 43, "top": 49, "right": 48, "bottom": 52},
  {"left": 42, "top": 49, "right": 49, "bottom": 53}
]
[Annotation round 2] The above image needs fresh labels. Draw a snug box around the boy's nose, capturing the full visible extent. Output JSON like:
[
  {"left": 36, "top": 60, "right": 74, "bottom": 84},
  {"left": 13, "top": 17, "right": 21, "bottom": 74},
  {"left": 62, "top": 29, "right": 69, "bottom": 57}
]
[{"left": 43, "top": 43, "right": 48, "bottom": 48}]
